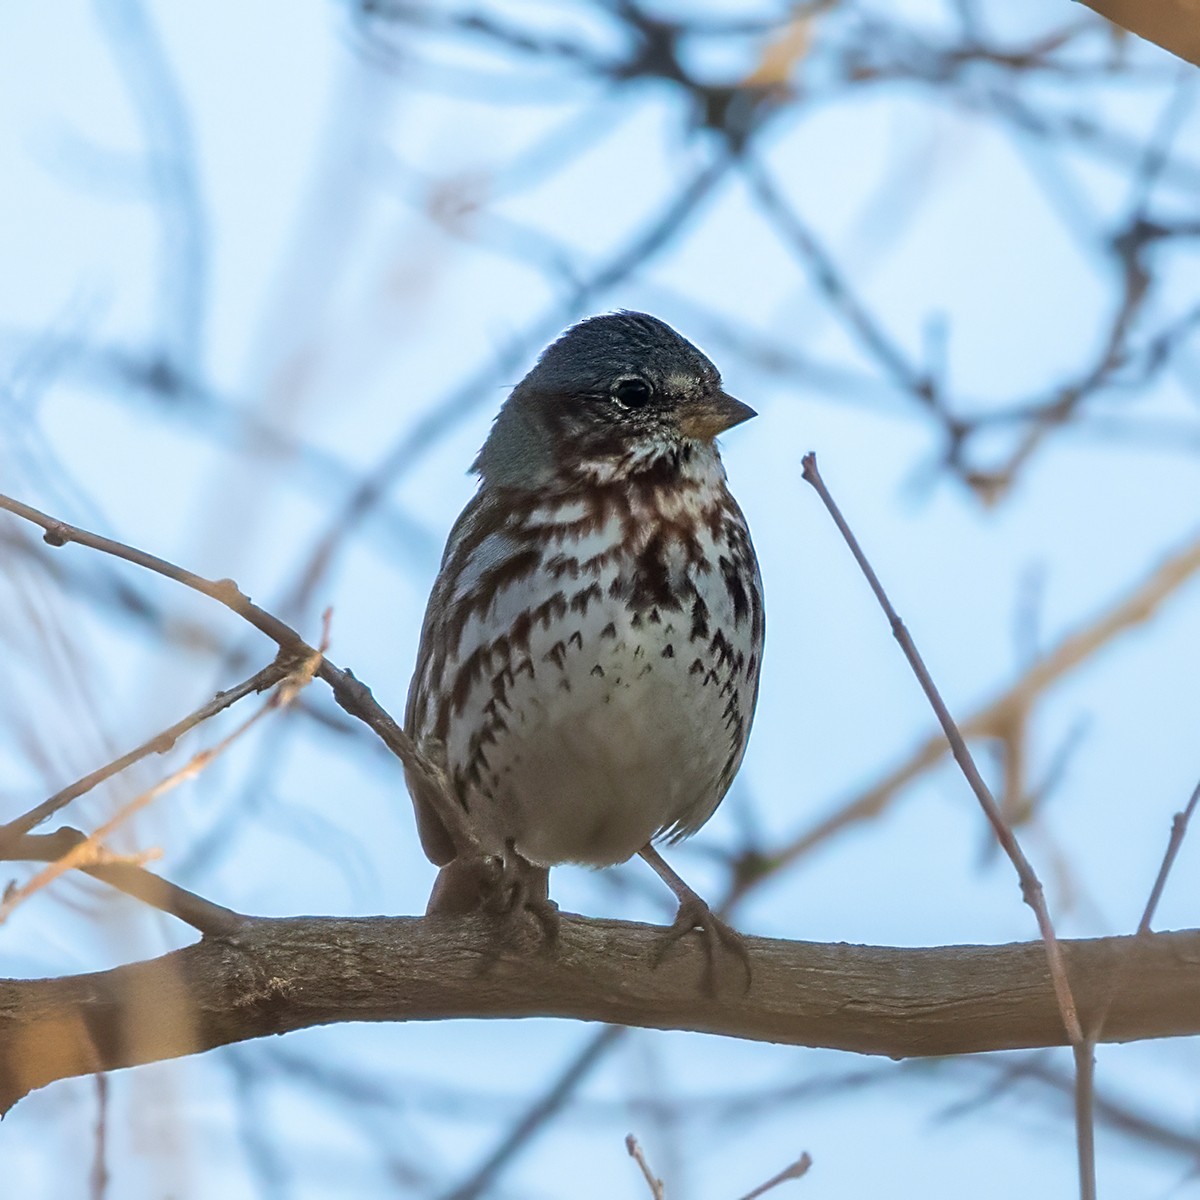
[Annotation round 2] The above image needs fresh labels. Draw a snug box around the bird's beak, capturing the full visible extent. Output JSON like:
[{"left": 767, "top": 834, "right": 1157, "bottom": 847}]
[{"left": 678, "top": 390, "right": 758, "bottom": 441}]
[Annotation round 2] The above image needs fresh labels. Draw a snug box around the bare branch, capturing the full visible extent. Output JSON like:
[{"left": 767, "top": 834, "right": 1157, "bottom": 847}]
[
  {"left": 1139, "top": 777, "right": 1200, "bottom": 935},
  {"left": 0, "top": 491, "right": 478, "bottom": 860},
  {"left": 801, "top": 452, "right": 1091, "bottom": 1197},
  {"left": 442, "top": 1026, "right": 625, "bottom": 1200},
  {"left": 4, "top": 916, "right": 1200, "bottom": 1116},
  {"left": 1, "top": 827, "right": 242, "bottom": 935},
  {"left": 742, "top": 526, "right": 1200, "bottom": 896},
  {"left": 625, "top": 1134, "right": 665, "bottom": 1200},
  {"left": 0, "top": 658, "right": 289, "bottom": 853},
  {"left": 801, "top": 453, "right": 1082, "bottom": 1040},
  {"left": 736, "top": 1151, "right": 813, "bottom": 1200}
]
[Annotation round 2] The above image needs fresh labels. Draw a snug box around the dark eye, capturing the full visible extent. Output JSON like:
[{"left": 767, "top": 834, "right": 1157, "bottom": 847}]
[{"left": 613, "top": 377, "right": 652, "bottom": 409}]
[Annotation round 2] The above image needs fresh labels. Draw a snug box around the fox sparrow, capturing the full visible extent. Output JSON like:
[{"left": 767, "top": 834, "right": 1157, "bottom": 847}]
[{"left": 404, "top": 311, "right": 764, "bottom": 971}]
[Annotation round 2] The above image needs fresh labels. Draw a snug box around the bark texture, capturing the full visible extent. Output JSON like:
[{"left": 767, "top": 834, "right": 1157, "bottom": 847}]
[{"left": 3, "top": 915, "right": 1200, "bottom": 1113}]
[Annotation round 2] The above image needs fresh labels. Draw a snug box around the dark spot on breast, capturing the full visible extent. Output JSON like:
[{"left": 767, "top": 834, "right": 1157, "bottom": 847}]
[
  {"left": 710, "top": 629, "right": 734, "bottom": 667},
  {"left": 661, "top": 643, "right": 674, "bottom": 658},
  {"left": 510, "top": 610, "right": 533, "bottom": 651},
  {"left": 690, "top": 596, "right": 709, "bottom": 641},
  {"left": 532, "top": 592, "right": 568, "bottom": 627},
  {"left": 449, "top": 644, "right": 490, "bottom": 717},
  {"left": 544, "top": 640, "right": 567, "bottom": 669},
  {"left": 476, "top": 547, "right": 541, "bottom": 609},
  {"left": 600, "top": 622, "right": 617, "bottom": 640},
  {"left": 689, "top": 658, "right": 704, "bottom": 675},
  {"left": 719, "top": 555, "right": 749, "bottom": 625},
  {"left": 628, "top": 531, "right": 676, "bottom": 611},
  {"left": 591, "top": 664, "right": 605, "bottom": 677},
  {"left": 568, "top": 630, "right": 583, "bottom": 650},
  {"left": 544, "top": 553, "right": 580, "bottom": 580},
  {"left": 570, "top": 582, "right": 602, "bottom": 614}
]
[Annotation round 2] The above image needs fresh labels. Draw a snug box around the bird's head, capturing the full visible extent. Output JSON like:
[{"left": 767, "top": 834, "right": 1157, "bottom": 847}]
[{"left": 474, "top": 312, "right": 755, "bottom": 489}]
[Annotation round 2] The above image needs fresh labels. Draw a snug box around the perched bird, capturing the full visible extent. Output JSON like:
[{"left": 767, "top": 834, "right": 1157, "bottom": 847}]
[{"left": 404, "top": 311, "right": 764, "bottom": 967}]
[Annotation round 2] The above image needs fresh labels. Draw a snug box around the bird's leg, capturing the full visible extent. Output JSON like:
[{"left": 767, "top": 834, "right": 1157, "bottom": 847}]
[
  {"left": 639, "top": 844, "right": 751, "bottom": 994},
  {"left": 427, "top": 844, "right": 558, "bottom": 945},
  {"left": 426, "top": 853, "right": 506, "bottom": 916},
  {"left": 499, "top": 848, "right": 560, "bottom": 944}
]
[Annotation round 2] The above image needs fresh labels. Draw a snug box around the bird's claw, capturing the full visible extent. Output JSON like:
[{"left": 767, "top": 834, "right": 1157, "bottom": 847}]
[
  {"left": 653, "top": 894, "right": 752, "bottom": 996},
  {"left": 493, "top": 861, "right": 560, "bottom": 948},
  {"left": 426, "top": 851, "right": 557, "bottom": 939}
]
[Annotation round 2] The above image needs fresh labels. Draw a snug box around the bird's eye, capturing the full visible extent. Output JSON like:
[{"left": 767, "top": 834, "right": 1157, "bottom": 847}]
[{"left": 612, "top": 377, "right": 652, "bottom": 409}]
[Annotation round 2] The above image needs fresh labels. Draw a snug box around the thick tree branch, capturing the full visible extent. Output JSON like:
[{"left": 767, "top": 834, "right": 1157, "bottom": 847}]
[
  {"left": 1079, "top": 0, "right": 1200, "bottom": 67},
  {"left": 3, "top": 915, "right": 1200, "bottom": 1115}
]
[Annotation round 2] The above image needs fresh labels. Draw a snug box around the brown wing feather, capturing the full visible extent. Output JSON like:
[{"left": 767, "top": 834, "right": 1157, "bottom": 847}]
[{"left": 403, "top": 487, "right": 505, "bottom": 865}]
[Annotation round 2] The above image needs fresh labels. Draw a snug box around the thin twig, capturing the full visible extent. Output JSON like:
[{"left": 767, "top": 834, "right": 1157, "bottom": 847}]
[
  {"left": 1079, "top": 775, "right": 1200, "bottom": 1156},
  {"left": 0, "top": 491, "right": 477, "bottom": 858},
  {"left": 3, "top": 828, "right": 242, "bottom": 934},
  {"left": 744, "top": 158, "right": 931, "bottom": 402},
  {"left": 0, "top": 658, "right": 290, "bottom": 853},
  {"left": 736, "top": 1151, "right": 813, "bottom": 1200},
  {"left": 800, "top": 452, "right": 1091, "bottom": 1200},
  {"left": 0, "top": 643, "right": 323, "bottom": 926},
  {"left": 625, "top": 1134, "right": 666, "bottom": 1200},
  {"left": 1074, "top": 1041, "right": 1097, "bottom": 1200},
  {"left": 728, "top": 528, "right": 1200, "bottom": 904},
  {"left": 800, "top": 454, "right": 1081, "bottom": 1038},
  {"left": 1138, "top": 777, "right": 1200, "bottom": 934},
  {"left": 91, "top": 1073, "right": 109, "bottom": 1200}
]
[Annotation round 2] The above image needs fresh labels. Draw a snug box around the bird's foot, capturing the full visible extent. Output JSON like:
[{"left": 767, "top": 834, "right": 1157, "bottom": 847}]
[
  {"left": 654, "top": 892, "right": 751, "bottom": 996},
  {"left": 492, "top": 854, "right": 559, "bottom": 949},
  {"left": 428, "top": 851, "right": 558, "bottom": 950},
  {"left": 639, "top": 844, "right": 751, "bottom": 995}
]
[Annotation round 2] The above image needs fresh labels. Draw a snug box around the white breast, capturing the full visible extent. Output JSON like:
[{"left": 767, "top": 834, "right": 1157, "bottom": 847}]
[{"left": 437, "top": 448, "right": 762, "bottom": 867}]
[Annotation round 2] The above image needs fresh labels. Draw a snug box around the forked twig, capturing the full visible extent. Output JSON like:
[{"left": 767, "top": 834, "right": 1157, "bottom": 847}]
[
  {"left": 736, "top": 1152, "right": 813, "bottom": 1200},
  {"left": 4, "top": 827, "right": 242, "bottom": 934},
  {"left": 1139, "top": 777, "right": 1200, "bottom": 935},
  {"left": 800, "top": 452, "right": 1091, "bottom": 1198},
  {"left": 0, "top": 658, "right": 290, "bottom": 854},
  {"left": 0, "top": 642, "right": 325, "bottom": 926},
  {"left": 0, "top": 491, "right": 478, "bottom": 860},
  {"left": 625, "top": 1134, "right": 666, "bottom": 1199}
]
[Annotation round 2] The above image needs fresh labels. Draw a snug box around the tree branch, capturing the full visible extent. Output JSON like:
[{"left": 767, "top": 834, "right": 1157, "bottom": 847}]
[
  {"left": 3, "top": 828, "right": 244, "bottom": 936},
  {"left": 0, "top": 658, "right": 289, "bottom": 853},
  {"left": 1079, "top": 0, "right": 1200, "bottom": 67},
  {"left": 0, "top": 490, "right": 479, "bottom": 860},
  {"left": 4, "top": 915, "right": 1200, "bottom": 1115}
]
